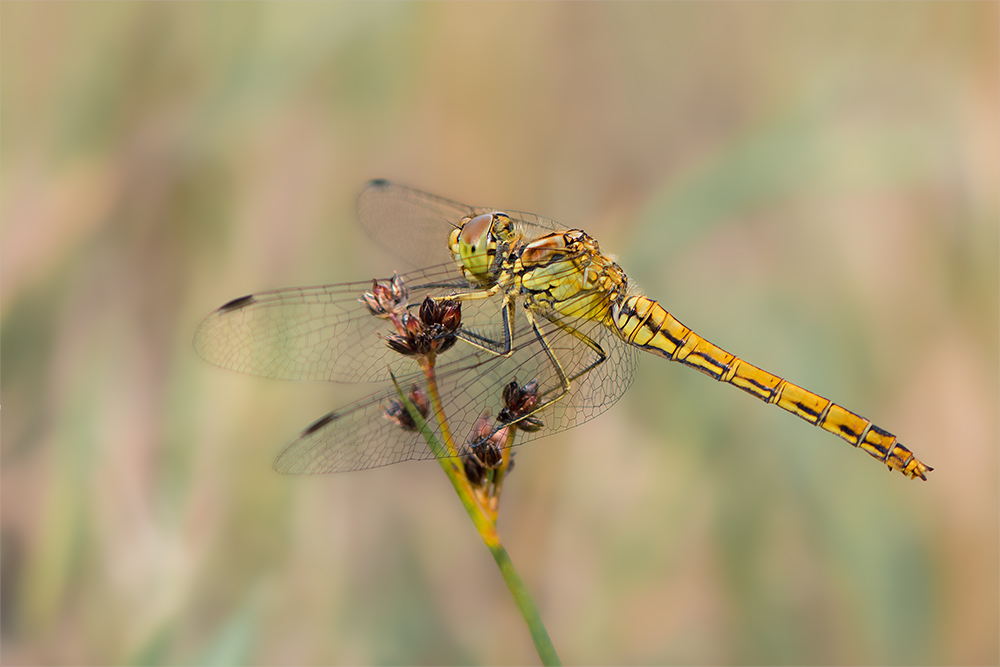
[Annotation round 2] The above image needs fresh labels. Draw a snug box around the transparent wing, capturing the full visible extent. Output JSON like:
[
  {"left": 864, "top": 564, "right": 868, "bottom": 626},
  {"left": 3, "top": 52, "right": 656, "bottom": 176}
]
[
  {"left": 202, "top": 181, "right": 637, "bottom": 472},
  {"left": 194, "top": 263, "right": 479, "bottom": 384},
  {"left": 358, "top": 179, "right": 570, "bottom": 269},
  {"left": 274, "top": 276, "right": 639, "bottom": 473}
]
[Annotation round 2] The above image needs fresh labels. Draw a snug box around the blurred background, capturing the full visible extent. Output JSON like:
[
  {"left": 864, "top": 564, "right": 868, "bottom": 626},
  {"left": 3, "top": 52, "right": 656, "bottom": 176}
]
[{"left": 2, "top": 3, "right": 997, "bottom": 665}]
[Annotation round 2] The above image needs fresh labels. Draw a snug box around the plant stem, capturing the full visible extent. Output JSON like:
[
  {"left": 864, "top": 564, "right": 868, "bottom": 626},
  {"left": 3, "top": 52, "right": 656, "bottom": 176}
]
[
  {"left": 487, "top": 541, "right": 560, "bottom": 665},
  {"left": 392, "top": 368, "right": 561, "bottom": 666}
]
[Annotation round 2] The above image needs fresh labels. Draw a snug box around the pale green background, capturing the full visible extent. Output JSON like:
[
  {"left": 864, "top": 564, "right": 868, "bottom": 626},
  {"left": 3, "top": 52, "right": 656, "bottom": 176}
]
[{"left": 2, "top": 3, "right": 997, "bottom": 665}]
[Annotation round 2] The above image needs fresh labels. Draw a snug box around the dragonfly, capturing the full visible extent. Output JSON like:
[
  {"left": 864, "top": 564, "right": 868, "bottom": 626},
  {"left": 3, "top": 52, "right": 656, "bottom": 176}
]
[{"left": 194, "top": 179, "right": 931, "bottom": 480}]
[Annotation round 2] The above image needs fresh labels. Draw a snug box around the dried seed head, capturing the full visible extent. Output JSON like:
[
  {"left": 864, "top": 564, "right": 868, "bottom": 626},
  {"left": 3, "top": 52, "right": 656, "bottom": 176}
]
[
  {"left": 471, "top": 433, "right": 504, "bottom": 469},
  {"left": 439, "top": 302, "right": 462, "bottom": 332},
  {"left": 499, "top": 379, "right": 544, "bottom": 432},
  {"left": 361, "top": 273, "right": 409, "bottom": 318},
  {"left": 467, "top": 414, "right": 507, "bottom": 469},
  {"left": 382, "top": 385, "right": 430, "bottom": 431},
  {"left": 418, "top": 297, "right": 462, "bottom": 332},
  {"left": 463, "top": 451, "right": 487, "bottom": 486},
  {"left": 385, "top": 297, "right": 462, "bottom": 357},
  {"left": 461, "top": 413, "right": 509, "bottom": 486}
]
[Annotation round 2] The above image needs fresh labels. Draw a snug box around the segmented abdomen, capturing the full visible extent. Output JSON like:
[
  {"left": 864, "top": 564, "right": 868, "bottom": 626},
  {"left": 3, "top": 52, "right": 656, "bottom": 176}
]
[{"left": 611, "top": 295, "right": 931, "bottom": 480}]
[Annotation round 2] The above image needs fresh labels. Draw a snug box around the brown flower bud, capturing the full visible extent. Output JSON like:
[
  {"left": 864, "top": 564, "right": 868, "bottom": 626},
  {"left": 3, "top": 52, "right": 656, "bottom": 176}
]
[
  {"left": 382, "top": 385, "right": 430, "bottom": 431},
  {"left": 384, "top": 297, "right": 462, "bottom": 358},
  {"left": 463, "top": 452, "right": 487, "bottom": 486},
  {"left": 360, "top": 273, "right": 409, "bottom": 318},
  {"left": 459, "top": 413, "right": 509, "bottom": 486},
  {"left": 499, "top": 379, "right": 544, "bottom": 432}
]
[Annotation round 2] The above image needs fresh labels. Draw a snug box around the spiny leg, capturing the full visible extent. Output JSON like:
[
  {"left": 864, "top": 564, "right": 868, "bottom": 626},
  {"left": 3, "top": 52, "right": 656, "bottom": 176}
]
[
  {"left": 454, "top": 295, "right": 517, "bottom": 358},
  {"left": 418, "top": 281, "right": 521, "bottom": 359},
  {"left": 535, "top": 311, "right": 609, "bottom": 392},
  {"left": 489, "top": 305, "right": 578, "bottom": 431}
]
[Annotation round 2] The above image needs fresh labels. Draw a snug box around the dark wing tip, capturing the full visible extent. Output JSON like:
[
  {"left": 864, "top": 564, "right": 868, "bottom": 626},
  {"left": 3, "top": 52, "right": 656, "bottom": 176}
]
[
  {"left": 302, "top": 411, "right": 338, "bottom": 436},
  {"left": 274, "top": 411, "right": 341, "bottom": 475},
  {"left": 358, "top": 179, "right": 394, "bottom": 209},
  {"left": 219, "top": 294, "right": 256, "bottom": 313}
]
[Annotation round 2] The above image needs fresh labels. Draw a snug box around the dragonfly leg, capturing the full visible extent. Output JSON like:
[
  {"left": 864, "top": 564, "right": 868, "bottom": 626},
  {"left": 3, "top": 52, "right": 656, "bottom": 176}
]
[
  {"left": 421, "top": 283, "right": 518, "bottom": 358},
  {"left": 538, "top": 311, "right": 609, "bottom": 387},
  {"left": 455, "top": 295, "right": 517, "bottom": 359},
  {"left": 432, "top": 282, "right": 504, "bottom": 303},
  {"left": 491, "top": 305, "right": 576, "bottom": 431}
]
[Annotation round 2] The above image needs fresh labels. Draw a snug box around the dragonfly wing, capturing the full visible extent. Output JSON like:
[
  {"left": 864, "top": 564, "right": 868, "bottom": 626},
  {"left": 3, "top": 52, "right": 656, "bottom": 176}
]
[
  {"left": 456, "top": 311, "right": 639, "bottom": 452},
  {"left": 272, "top": 299, "right": 638, "bottom": 473},
  {"left": 273, "top": 383, "right": 444, "bottom": 473},
  {"left": 273, "top": 353, "right": 511, "bottom": 473},
  {"left": 358, "top": 180, "right": 476, "bottom": 269},
  {"left": 194, "top": 263, "right": 480, "bottom": 383},
  {"left": 508, "top": 305, "right": 639, "bottom": 447},
  {"left": 501, "top": 208, "right": 571, "bottom": 236},
  {"left": 357, "top": 180, "right": 570, "bottom": 269}
]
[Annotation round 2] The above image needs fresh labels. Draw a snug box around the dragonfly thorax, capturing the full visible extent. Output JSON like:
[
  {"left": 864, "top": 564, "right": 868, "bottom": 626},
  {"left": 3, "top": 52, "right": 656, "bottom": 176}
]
[{"left": 516, "top": 229, "right": 628, "bottom": 324}]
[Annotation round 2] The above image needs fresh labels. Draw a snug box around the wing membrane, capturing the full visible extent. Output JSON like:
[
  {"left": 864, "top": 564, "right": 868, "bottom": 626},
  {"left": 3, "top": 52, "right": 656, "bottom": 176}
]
[
  {"left": 195, "top": 263, "right": 476, "bottom": 383},
  {"left": 357, "top": 180, "right": 568, "bottom": 269},
  {"left": 273, "top": 300, "right": 638, "bottom": 473}
]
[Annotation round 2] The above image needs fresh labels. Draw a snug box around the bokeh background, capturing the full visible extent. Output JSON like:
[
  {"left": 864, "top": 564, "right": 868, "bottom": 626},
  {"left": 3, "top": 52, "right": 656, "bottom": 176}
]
[{"left": 3, "top": 3, "right": 997, "bottom": 665}]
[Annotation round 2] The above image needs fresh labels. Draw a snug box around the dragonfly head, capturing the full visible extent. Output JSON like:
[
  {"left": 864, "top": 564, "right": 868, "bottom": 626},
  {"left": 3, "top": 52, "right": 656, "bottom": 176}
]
[{"left": 451, "top": 212, "right": 514, "bottom": 284}]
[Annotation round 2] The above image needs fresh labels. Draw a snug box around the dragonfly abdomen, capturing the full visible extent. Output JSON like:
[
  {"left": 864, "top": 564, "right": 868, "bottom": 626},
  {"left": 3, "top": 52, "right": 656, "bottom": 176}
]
[{"left": 611, "top": 295, "right": 931, "bottom": 480}]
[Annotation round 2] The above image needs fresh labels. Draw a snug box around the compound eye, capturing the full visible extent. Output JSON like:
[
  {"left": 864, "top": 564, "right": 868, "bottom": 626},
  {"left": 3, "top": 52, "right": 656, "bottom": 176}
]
[
  {"left": 460, "top": 213, "right": 493, "bottom": 250},
  {"left": 457, "top": 213, "right": 496, "bottom": 281}
]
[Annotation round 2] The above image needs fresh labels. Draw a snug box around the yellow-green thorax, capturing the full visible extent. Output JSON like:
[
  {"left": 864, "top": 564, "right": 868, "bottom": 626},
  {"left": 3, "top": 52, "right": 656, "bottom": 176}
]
[{"left": 513, "top": 230, "right": 628, "bottom": 324}]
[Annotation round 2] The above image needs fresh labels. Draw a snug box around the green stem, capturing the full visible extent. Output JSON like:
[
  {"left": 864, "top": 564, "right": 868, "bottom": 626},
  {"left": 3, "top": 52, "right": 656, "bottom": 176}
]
[
  {"left": 488, "top": 542, "right": 561, "bottom": 666},
  {"left": 391, "top": 371, "right": 561, "bottom": 666}
]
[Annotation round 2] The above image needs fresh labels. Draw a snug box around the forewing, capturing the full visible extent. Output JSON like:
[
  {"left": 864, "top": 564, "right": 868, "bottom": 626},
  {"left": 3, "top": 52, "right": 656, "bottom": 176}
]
[
  {"left": 194, "top": 263, "right": 485, "bottom": 383},
  {"left": 357, "top": 180, "right": 570, "bottom": 269},
  {"left": 358, "top": 180, "right": 476, "bottom": 269}
]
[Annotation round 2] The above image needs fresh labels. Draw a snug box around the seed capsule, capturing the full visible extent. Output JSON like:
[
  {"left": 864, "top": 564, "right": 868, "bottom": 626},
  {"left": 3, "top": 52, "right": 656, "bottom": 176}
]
[
  {"left": 461, "top": 413, "right": 509, "bottom": 486},
  {"left": 385, "top": 297, "right": 462, "bottom": 357},
  {"left": 360, "top": 273, "right": 409, "bottom": 318},
  {"left": 382, "top": 385, "right": 430, "bottom": 431},
  {"left": 499, "top": 379, "right": 544, "bottom": 432}
]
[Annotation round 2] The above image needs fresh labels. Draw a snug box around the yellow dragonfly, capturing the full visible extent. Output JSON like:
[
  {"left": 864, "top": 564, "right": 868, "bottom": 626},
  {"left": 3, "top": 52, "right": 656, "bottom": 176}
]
[{"left": 195, "top": 180, "right": 931, "bottom": 480}]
